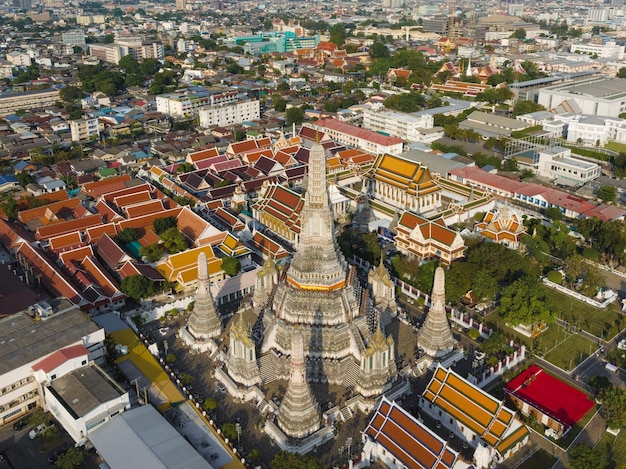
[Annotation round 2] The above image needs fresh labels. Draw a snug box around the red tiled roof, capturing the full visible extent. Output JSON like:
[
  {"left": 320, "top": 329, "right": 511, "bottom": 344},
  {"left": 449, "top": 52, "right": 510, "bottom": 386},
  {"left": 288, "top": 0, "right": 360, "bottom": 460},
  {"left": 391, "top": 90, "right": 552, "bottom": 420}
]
[
  {"left": 365, "top": 397, "right": 458, "bottom": 469},
  {"left": 504, "top": 365, "right": 593, "bottom": 427},
  {"left": 81, "top": 174, "right": 132, "bottom": 198},
  {"left": 32, "top": 344, "right": 89, "bottom": 373},
  {"left": 36, "top": 214, "right": 103, "bottom": 241},
  {"left": 18, "top": 198, "right": 81, "bottom": 224},
  {"left": 16, "top": 243, "right": 83, "bottom": 306},
  {"left": 313, "top": 118, "right": 404, "bottom": 146},
  {"left": 85, "top": 223, "right": 118, "bottom": 243}
]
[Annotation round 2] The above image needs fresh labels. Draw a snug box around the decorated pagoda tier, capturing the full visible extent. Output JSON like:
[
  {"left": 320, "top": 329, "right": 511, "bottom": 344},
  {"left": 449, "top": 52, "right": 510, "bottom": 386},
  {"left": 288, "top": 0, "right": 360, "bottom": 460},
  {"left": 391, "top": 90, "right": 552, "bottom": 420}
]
[
  {"left": 276, "top": 330, "right": 321, "bottom": 439},
  {"left": 417, "top": 266, "right": 457, "bottom": 358},
  {"left": 219, "top": 141, "right": 397, "bottom": 440}
]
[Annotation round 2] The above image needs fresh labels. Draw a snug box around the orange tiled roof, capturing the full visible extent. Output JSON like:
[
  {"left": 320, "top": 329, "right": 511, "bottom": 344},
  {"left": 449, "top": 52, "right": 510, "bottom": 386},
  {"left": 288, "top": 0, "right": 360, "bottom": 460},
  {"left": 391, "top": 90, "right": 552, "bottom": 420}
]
[
  {"left": 16, "top": 242, "right": 83, "bottom": 306},
  {"left": 18, "top": 198, "right": 81, "bottom": 224},
  {"left": 365, "top": 397, "right": 458, "bottom": 469},
  {"left": 48, "top": 232, "right": 83, "bottom": 252},
  {"left": 113, "top": 191, "right": 153, "bottom": 210},
  {"left": 369, "top": 153, "right": 440, "bottom": 197},
  {"left": 125, "top": 200, "right": 165, "bottom": 218},
  {"left": 85, "top": 223, "right": 118, "bottom": 243},
  {"left": 423, "top": 366, "right": 517, "bottom": 448},
  {"left": 82, "top": 174, "right": 132, "bottom": 198},
  {"left": 36, "top": 214, "right": 103, "bottom": 241},
  {"left": 16, "top": 190, "right": 69, "bottom": 211}
]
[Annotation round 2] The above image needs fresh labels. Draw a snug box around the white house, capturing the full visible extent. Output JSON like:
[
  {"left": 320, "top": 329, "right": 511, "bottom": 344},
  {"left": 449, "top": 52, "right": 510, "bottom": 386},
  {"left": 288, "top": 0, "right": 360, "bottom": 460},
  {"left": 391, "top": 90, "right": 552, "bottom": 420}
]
[
  {"left": 44, "top": 365, "right": 130, "bottom": 445},
  {"left": 0, "top": 308, "right": 105, "bottom": 428},
  {"left": 535, "top": 146, "right": 601, "bottom": 185}
]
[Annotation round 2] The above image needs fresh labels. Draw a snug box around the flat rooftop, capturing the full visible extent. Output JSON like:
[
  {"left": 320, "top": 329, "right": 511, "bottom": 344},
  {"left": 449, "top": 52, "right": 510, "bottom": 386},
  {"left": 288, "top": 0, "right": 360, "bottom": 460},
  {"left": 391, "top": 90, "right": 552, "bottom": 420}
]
[
  {"left": 50, "top": 365, "right": 124, "bottom": 418},
  {"left": 552, "top": 78, "right": 626, "bottom": 100},
  {"left": 0, "top": 308, "right": 101, "bottom": 376},
  {"left": 89, "top": 405, "right": 214, "bottom": 469}
]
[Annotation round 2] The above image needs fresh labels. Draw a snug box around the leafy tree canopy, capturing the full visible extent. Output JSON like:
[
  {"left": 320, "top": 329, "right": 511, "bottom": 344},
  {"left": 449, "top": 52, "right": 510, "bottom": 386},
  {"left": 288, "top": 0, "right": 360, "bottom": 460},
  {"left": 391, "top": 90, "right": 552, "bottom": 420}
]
[
  {"left": 139, "top": 243, "right": 164, "bottom": 263},
  {"left": 153, "top": 216, "right": 178, "bottom": 235},
  {"left": 499, "top": 276, "right": 555, "bottom": 327},
  {"left": 117, "top": 227, "right": 139, "bottom": 243},
  {"left": 159, "top": 227, "right": 187, "bottom": 254},
  {"left": 569, "top": 444, "right": 609, "bottom": 469},
  {"left": 599, "top": 386, "right": 626, "bottom": 429},
  {"left": 120, "top": 275, "right": 155, "bottom": 300},
  {"left": 270, "top": 451, "right": 324, "bottom": 469},
  {"left": 221, "top": 256, "right": 241, "bottom": 276}
]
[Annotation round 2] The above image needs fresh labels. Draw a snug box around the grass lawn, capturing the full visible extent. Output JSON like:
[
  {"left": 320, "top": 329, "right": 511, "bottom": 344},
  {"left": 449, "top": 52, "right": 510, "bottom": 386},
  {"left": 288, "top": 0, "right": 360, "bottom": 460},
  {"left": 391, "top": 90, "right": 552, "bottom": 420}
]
[
  {"left": 606, "top": 141, "right": 626, "bottom": 153},
  {"left": 544, "top": 289, "right": 623, "bottom": 340},
  {"left": 517, "top": 448, "right": 557, "bottom": 469},
  {"left": 542, "top": 333, "right": 597, "bottom": 371},
  {"left": 597, "top": 430, "right": 626, "bottom": 465}
]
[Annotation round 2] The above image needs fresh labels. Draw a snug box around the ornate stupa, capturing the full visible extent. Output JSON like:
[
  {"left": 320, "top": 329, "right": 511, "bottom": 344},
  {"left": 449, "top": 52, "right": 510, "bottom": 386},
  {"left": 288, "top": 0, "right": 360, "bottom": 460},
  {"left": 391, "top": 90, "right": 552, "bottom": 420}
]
[
  {"left": 180, "top": 252, "right": 222, "bottom": 351},
  {"left": 260, "top": 141, "right": 395, "bottom": 395},
  {"left": 417, "top": 266, "right": 456, "bottom": 358},
  {"left": 369, "top": 254, "right": 397, "bottom": 315},
  {"left": 226, "top": 312, "right": 261, "bottom": 387},
  {"left": 217, "top": 140, "right": 397, "bottom": 441},
  {"left": 276, "top": 329, "right": 321, "bottom": 438}
]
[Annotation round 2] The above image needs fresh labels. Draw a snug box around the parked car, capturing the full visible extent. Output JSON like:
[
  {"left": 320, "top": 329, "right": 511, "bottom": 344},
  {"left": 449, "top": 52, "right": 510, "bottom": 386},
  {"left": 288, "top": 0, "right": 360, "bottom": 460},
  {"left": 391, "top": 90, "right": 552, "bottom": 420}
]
[
  {"left": 12, "top": 416, "right": 29, "bottom": 431},
  {"left": 29, "top": 423, "right": 54, "bottom": 440}
]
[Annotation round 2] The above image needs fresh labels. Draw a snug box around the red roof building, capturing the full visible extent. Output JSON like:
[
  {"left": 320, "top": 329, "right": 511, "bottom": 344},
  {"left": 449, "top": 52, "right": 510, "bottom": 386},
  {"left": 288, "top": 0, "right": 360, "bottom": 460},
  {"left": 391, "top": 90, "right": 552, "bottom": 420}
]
[
  {"left": 308, "top": 119, "right": 404, "bottom": 155},
  {"left": 32, "top": 344, "right": 89, "bottom": 374},
  {"left": 504, "top": 365, "right": 594, "bottom": 438}
]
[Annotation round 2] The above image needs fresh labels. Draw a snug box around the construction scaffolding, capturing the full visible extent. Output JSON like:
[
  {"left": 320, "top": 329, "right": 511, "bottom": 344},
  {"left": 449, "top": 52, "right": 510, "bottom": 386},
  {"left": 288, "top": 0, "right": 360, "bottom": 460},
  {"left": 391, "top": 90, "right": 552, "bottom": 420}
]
[{"left": 504, "top": 134, "right": 561, "bottom": 164}]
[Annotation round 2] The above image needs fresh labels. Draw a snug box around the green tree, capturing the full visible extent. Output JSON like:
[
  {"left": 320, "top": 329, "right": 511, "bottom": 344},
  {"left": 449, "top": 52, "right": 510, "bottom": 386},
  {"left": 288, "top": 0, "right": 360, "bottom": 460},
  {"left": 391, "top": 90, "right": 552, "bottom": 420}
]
[
  {"left": 285, "top": 106, "right": 304, "bottom": 125},
  {"left": 596, "top": 185, "right": 617, "bottom": 203},
  {"left": 2, "top": 198, "right": 18, "bottom": 220},
  {"left": 498, "top": 276, "right": 554, "bottom": 328},
  {"left": 103, "top": 34, "right": 115, "bottom": 44},
  {"left": 139, "top": 243, "right": 164, "bottom": 262},
  {"left": 176, "top": 162, "right": 194, "bottom": 174},
  {"left": 159, "top": 227, "right": 187, "bottom": 253},
  {"left": 153, "top": 216, "right": 178, "bottom": 234},
  {"left": 203, "top": 398, "right": 217, "bottom": 412},
  {"left": 511, "top": 28, "right": 526, "bottom": 40},
  {"left": 329, "top": 24, "right": 346, "bottom": 46},
  {"left": 270, "top": 451, "right": 324, "bottom": 469},
  {"left": 16, "top": 171, "right": 35, "bottom": 188},
  {"left": 59, "top": 85, "right": 83, "bottom": 103},
  {"left": 618, "top": 67, "right": 626, "bottom": 79},
  {"left": 273, "top": 95, "right": 287, "bottom": 112},
  {"left": 118, "top": 55, "right": 140, "bottom": 74},
  {"left": 369, "top": 42, "right": 390, "bottom": 59},
  {"left": 544, "top": 207, "right": 563, "bottom": 221},
  {"left": 28, "top": 198, "right": 47, "bottom": 209},
  {"left": 221, "top": 256, "right": 241, "bottom": 276},
  {"left": 599, "top": 386, "right": 626, "bottom": 429},
  {"left": 221, "top": 422, "right": 238, "bottom": 441},
  {"left": 481, "top": 332, "right": 508, "bottom": 356},
  {"left": 120, "top": 275, "right": 155, "bottom": 300},
  {"left": 141, "top": 58, "right": 160, "bottom": 76},
  {"left": 55, "top": 447, "right": 84, "bottom": 469},
  {"left": 569, "top": 444, "right": 609, "bottom": 469},
  {"left": 472, "top": 270, "right": 499, "bottom": 301},
  {"left": 512, "top": 100, "right": 546, "bottom": 117},
  {"left": 117, "top": 227, "right": 139, "bottom": 243},
  {"left": 416, "top": 261, "right": 437, "bottom": 293}
]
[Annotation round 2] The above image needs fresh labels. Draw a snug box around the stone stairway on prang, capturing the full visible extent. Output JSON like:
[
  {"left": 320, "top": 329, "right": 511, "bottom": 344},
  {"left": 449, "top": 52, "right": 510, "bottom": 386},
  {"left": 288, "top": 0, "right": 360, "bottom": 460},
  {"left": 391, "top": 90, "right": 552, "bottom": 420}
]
[
  {"left": 339, "top": 405, "right": 353, "bottom": 422},
  {"left": 257, "top": 354, "right": 277, "bottom": 384},
  {"left": 342, "top": 361, "right": 360, "bottom": 390}
]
